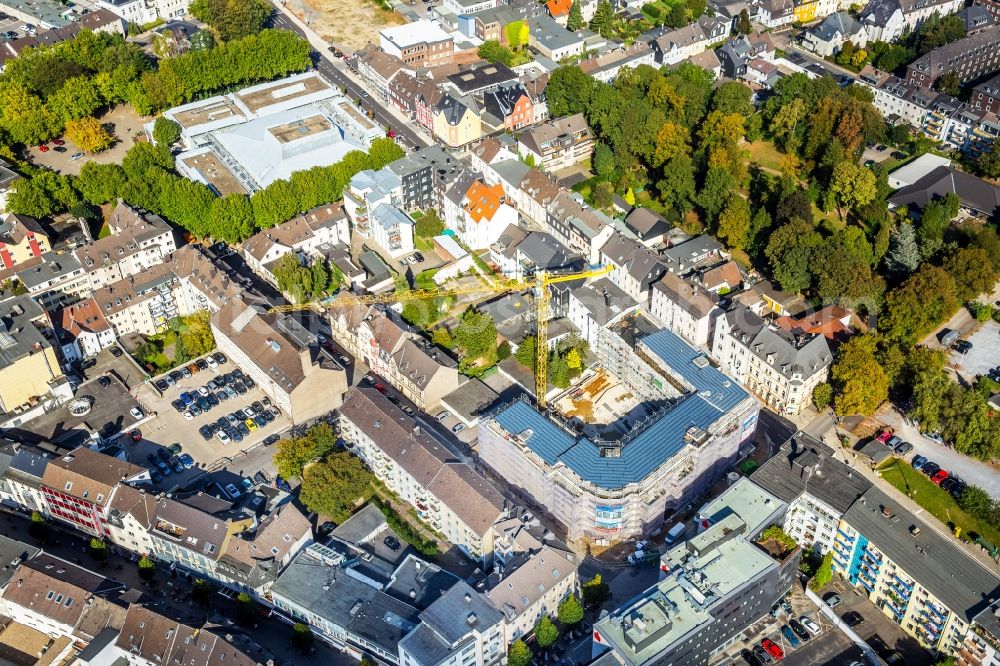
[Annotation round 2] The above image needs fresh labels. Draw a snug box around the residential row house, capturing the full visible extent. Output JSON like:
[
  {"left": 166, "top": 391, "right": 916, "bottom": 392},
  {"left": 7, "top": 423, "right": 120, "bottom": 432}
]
[
  {"left": 379, "top": 20, "right": 456, "bottom": 68},
  {"left": 328, "top": 303, "right": 459, "bottom": 410},
  {"left": 241, "top": 203, "right": 350, "bottom": 282},
  {"left": 516, "top": 113, "right": 594, "bottom": 172},
  {"left": 0, "top": 293, "right": 70, "bottom": 417},
  {"left": 443, "top": 176, "right": 519, "bottom": 250},
  {"left": 339, "top": 385, "right": 508, "bottom": 564},
  {"left": 0, "top": 213, "right": 51, "bottom": 269},
  {"left": 650, "top": 15, "right": 729, "bottom": 65},
  {"left": 905, "top": 25, "right": 1000, "bottom": 88},
  {"left": 860, "top": 0, "right": 965, "bottom": 42}
]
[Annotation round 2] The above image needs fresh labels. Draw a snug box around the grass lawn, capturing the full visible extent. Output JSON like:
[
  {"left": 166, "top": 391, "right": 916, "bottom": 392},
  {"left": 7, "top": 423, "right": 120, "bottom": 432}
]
[
  {"left": 746, "top": 140, "right": 786, "bottom": 172},
  {"left": 414, "top": 235, "right": 433, "bottom": 251},
  {"left": 877, "top": 459, "right": 1000, "bottom": 547}
]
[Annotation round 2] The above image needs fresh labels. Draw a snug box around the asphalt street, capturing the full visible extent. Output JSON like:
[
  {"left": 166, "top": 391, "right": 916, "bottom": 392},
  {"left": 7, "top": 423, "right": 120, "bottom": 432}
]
[{"left": 266, "top": 11, "right": 430, "bottom": 150}]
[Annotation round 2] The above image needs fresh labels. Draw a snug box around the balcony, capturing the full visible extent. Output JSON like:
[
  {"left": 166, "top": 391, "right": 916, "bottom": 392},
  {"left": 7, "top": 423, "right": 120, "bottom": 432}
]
[
  {"left": 836, "top": 529, "right": 855, "bottom": 541},
  {"left": 892, "top": 574, "right": 914, "bottom": 591}
]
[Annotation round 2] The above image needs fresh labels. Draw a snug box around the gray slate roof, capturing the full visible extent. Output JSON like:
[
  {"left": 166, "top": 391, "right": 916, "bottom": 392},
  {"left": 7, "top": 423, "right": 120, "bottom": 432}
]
[
  {"left": 845, "top": 485, "right": 1000, "bottom": 621},
  {"left": 888, "top": 165, "right": 1000, "bottom": 218},
  {"left": 722, "top": 307, "right": 832, "bottom": 380},
  {"left": 751, "top": 433, "right": 871, "bottom": 514}
]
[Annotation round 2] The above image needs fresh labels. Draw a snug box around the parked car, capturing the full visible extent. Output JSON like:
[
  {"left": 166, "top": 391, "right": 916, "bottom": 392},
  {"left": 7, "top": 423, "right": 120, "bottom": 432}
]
[
  {"left": 953, "top": 339, "right": 973, "bottom": 353},
  {"left": 761, "top": 638, "right": 784, "bottom": 661},
  {"left": 178, "top": 453, "right": 195, "bottom": 469},
  {"left": 224, "top": 483, "right": 241, "bottom": 499},
  {"left": 842, "top": 611, "right": 864, "bottom": 628},
  {"left": 171, "top": 399, "right": 186, "bottom": 412},
  {"left": 895, "top": 441, "right": 913, "bottom": 456},
  {"left": 213, "top": 352, "right": 227, "bottom": 365},
  {"left": 823, "top": 593, "right": 843, "bottom": 608},
  {"left": 98, "top": 375, "right": 111, "bottom": 388},
  {"left": 263, "top": 434, "right": 280, "bottom": 446},
  {"left": 195, "top": 359, "right": 208, "bottom": 371},
  {"left": 911, "top": 455, "right": 927, "bottom": 470},
  {"left": 199, "top": 425, "right": 213, "bottom": 441},
  {"left": 741, "top": 648, "right": 765, "bottom": 666},
  {"left": 752, "top": 645, "right": 772, "bottom": 664},
  {"left": 436, "top": 410, "right": 450, "bottom": 421},
  {"left": 950, "top": 478, "right": 967, "bottom": 499},
  {"left": 149, "top": 468, "right": 164, "bottom": 483},
  {"left": 217, "top": 430, "right": 231, "bottom": 444},
  {"left": 887, "top": 435, "right": 902, "bottom": 450},
  {"left": 452, "top": 423, "right": 466, "bottom": 433},
  {"left": 130, "top": 407, "right": 144, "bottom": 420},
  {"left": 922, "top": 462, "right": 940, "bottom": 477},
  {"left": 169, "top": 456, "right": 184, "bottom": 473},
  {"left": 779, "top": 625, "right": 800, "bottom": 649},
  {"left": 875, "top": 429, "right": 893, "bottom": 444},
  {"left": 154, "top": 379, "right": 169, "bottom": 391},
  {"left": 799, "top": 616, "right": 821, "bottom": 636},
  {"left": 384, "top": 535, "right": 401, "bottom": 551},
  {"left": 931, "top": 469, "right": 949, "bottom": 485},
  {"left": 206, "top": 356, "right": 218, "bottom": 369}
]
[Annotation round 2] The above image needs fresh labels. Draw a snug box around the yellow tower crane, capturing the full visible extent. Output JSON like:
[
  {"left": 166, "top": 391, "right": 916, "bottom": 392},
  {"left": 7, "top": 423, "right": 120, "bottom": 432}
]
[{"left": 270, "top": 263, "right": 614, "bottom": 408}]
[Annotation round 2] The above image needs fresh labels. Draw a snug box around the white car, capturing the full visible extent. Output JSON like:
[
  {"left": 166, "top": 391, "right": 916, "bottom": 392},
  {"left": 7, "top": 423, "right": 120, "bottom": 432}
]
[
  {"left": 634, "top": 540, "right": 650, "bottom": 551},
  {"left": 799, "top": 616, "right": 821, "bottom": 636},
  {"left": 130, "top": 407, "right": 144, "bottom": 419},
  {"left": 197, "top": 386, "right": 210, "bottom": 397},
  {"left": 183, "top": 411, "right": 194, "bottom": 421},
  {"left": 216, "top": 430, "right": 231, "bottom": 444},
  {"left": 206, "top": 356, "right": 218, "bottom": 369}
]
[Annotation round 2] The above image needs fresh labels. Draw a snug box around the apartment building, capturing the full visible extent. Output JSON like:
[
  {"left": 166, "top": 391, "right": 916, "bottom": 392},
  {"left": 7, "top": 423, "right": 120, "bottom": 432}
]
[
  {"left": 371, "top": 204, "right": 416, "bottom": 258},
  {"left": 380, "top": 20, "right": 455, "bottom": 67},
  {"left": 147, "top": 495, "right": 251, "bottom": 580},
  {"left": 339, "top": 386, "right": 508, "bottom": 564},
  {"left": 599, "top": 232, "right": 667, "bottom": 304},
  {"left": 443, "top": 0, "right": 497, "bottom": 13},
  {"left": 649, "top": 272, "right": 720, "bottom": 348},
  {"left": 355, "top": 44, "right": 410, "bottom": 101},
  {"left": 445, "top": 178, "right": 518, "bottom": 250},
  {"left": 905, "top": 26, "right": 1000, "bottom": 88},
  {"left": 74, "top": 202, "right": 176, "bottom": 291},
  {"left": 0, "top": 213, "right": 50, "bottom": 269},
  {"left": 479, "top": 322, "right": 759, "bottom": 543},
  {"left": 651, "top": 21, "right": 713, "bottom": 65},
  {"left": 516, "top": 113, "right": 594, "bottom": 171},
  {"left": 0, "top": 294, "right": 66, "bottom": 415},
  {"left": 579, "top": 43, "right": 656, "bottom": 83},
  {"left": 1, "top": 250, "right": 89, "bottom": 310},
  {"left": 433, "top": 93, "right": 483, "bottom": 147},
  {"left": 567, "top": 278, "right": 638, "bottom": 348},
  {"left": 484, "top": 542, "right": 577, "bottom": 641},
  {"left": 399, "top": 582, "right": 508, "bottom": 666},
  {"left": 96, "top": 0, "right": 190, "bottom": 25},
  {"left": 41, "top": 447, "right": 148, "bottom": 538},
  {"left": 957, "top": 600, "right": 1000, "bottom": 666},
  {"left": 211, "top": 299, "right": 348, "bottom": 422},
  {"left": 593, "top": 478, "right": 797, "bottom": 666},
  {"left": 545, "top": 191, "right": 616, "bottom": 265},
  {"left": 833, "top": 486, "right": 1000, "bottom": 655},
  {"left": 972, "top": 73, "right": 1000, "bottom": 114},
  {"left": 712, "top": 306, "right": 832, "bottom": 416},
  {"left": 751, "top": 433, "right": 872, "bottom": 554},
  {"left": 1, "top": 446, "right": 49, "bottom": 516},
  {"left": 105, "top": 483, "right": 158, "bottom": 557},
  {"left": 483, "top": 83, "right": 534, "bottom": 131},
  {"left": 328, "top": 303, "right": 459, "bottom": 410},
  {"left": 241, "top": 204, "right": 349, "bottom": 281},
  {"left": 54, "top": 298, "right": 116, "bottom": 361}
]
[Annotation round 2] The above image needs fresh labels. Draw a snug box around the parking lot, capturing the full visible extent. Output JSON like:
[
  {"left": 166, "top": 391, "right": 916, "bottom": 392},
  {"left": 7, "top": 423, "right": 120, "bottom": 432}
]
[
  {"left": 132, "top": 352, "right": 292, "bottom": 476},
  {"left": 948, "top": 319, "right": 999, "bottom": 384}
]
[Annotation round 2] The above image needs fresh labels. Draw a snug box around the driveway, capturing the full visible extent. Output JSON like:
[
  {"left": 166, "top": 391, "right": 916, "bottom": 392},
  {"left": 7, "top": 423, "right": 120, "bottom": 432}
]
[
  {"left": 947, "top": 318, "right": 999, "bottom": 385},
  {"left": 28, "top": 105, "right": 148, "bottom": 176},
  {"left": 876, "top": 402, "right": 1000, "bottom": 498}
]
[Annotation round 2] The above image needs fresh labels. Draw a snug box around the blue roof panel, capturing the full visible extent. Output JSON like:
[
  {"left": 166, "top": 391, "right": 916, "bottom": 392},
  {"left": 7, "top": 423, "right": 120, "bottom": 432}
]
[{"left": 640, "top": 329, "right": 748, "bottom": 412}]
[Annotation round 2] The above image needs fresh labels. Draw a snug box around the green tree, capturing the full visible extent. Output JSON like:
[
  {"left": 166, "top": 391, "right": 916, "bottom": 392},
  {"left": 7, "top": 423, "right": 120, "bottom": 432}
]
[
  {"left": 567, "top": 0, "right": 585, "bottom": 30},
  {"left": 76, "top": 162, "right": 128, "bottom": 204},
  {"left": 299, "top": 451, "right": 375, "bottom": 523},
  {"left": 508, "top": 640, "right": 532, "bottom": 666},
  {"left": 812, "top": 383, "right": 833, "bottom": 410},
  {"left": 943, "top": 247, "right": 997, "bottom": 302},
  {"left": 566, "top": 347, "right": 582, "bottom": 371},
  {"left": 590, "top": 0, "right": 615, "bottom": 37},
  {"left": 273, "top": 253, "right": 314, "bottom": 303},
  {"left": 505, "top": 20, "right": 529, "bottom": 50},
  {"left": 582, "top": 574, "right": 611, "bottom": 608},
  {"left": 716, "top": 195, "right": 752, "bottom": 250},
  {"left": 415, "top": 210, "right": 445, "bottom": 238},
  {"left": 544, "top": 66, "right": 594, "bottom": 117},
  {"left": 593, "top": 142, "right": 616, "bottom": 178},
  {"left": 478, "top": 40, "right": 513, "bottom": 66},
  {"left": 291, "top": 623, "right": 314, "bottom": 650},
  {"left": 432, "top": 327, "right": 453, "bottom": 349},
  {"left": 534, "top": 615, "right": 560, "bottom": 649},
  {"left": 65, "top": 116, "right": 114, "bottom": 153},
  {"left": 190, "top": 28, "right": 215, "bottom": 50},
  {"left": 979, "top": 140, "right": 1000, "bottom": 178},
  {"left": 885, "top": 222, "right": 920, "bottom": 275},
  {"left": 28, "top": 511, "right": 47, "bottom": 539},
  {"left": 808, "top": 552, "right": 833, "bottom": 590},
  {"left": 593, "top": 181, "right": 614, "bottom": 209},
  {"left": 934, "top": 71, "right": 961, "bottom": 96},
  {"left": 89, "top": 537, "right": 108, "bottom": 560},
  {"left": 736, "top": 8, "right": 752, "bottom": 33},
  {"left": 832, "top": 334, "right": 888, "bottom": 416},
  {"left": 515, "top": 335, "right": 537, "bottom": 370},
  {"left": 765, "top": 218, "right": 823, "bottom": 293},
  {"left": 710, "top": 82, "right": 754, "bottom": 117},
  {"left": 152, "top": 116, "right": 182, "bottom": 146},
  {"left": 698, "top": 166, "right": 735, "bottom": 225},
  {"left": 557, "top": 594, "right": 585, "bottom": 626},
  {"left": 273, "top": 423, "right": 339, "bottom": 480},
  {"left": 830, "top": 161, "right": 876, "bottom": 220},
  {"left": 881, "top": 265, "right": 959, "bottom": 346},
  {"left": 189, "top": 0, "right": 272, "bottom": 41},
  {"left": 957, "top": 485, "right": 995, "bottom": 522},
  {"left": 6, "top": 170, "right": 78, "bottom": 217},
  {"left": 46, "top": 76, "right": 104, "bottom": 123},
  {"left": 138, "top": 555, "right": 156, "bottom": 580},
  {"left": 454, "top": 308, "right": 498, "bottom": 363}
]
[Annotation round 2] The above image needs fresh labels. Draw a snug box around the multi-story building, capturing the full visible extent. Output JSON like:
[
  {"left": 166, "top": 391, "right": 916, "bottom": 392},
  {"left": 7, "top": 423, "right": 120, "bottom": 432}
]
[
  {"left": 516, "top": 114, "right": 594, "bottom": 172},
  {"left": 371, "top": 204, "right": 416, "bottom": 258},
  {"left": 54, "top": 299, "right": 116, "bottom": 361},
  {"left": 433, "top": 94, "right": 482, "bottom": 147},
  {"left": 241, "top": 204, "right": 349, "bottom": 281},
  {"left": 751, "top": 432, "right": 872, "bottom": 554},
  {"left": 578, "top": 43, "right": 656, "bottom": 83},
  {"left": 40, "top": 447, "right": 147, "bottom": 538},
  {"left": 0, "top": 213, "right": 50, "bottom": 269},
  {"left": 545, "top": 191, "right": 616, "bottom": 265},
  {"left": 211, "top": 298, "right": 349, "bottom": 422},
  {"left": 96, "top": 0, "right": 190, "bottom": 25},
  {"left": 380, "top": 20, "right": 455, "bottom": 67},
  {"left": 443, "top": 0, "right": 497, "bottom": 14},
  {"left": 105, "top": 483, "right": 158, "bottom": 557},
  {"left": 649, "top": 272, "right": 719, "bottom": 348},
  {"left": 972, "top": 73, "right": 1000, "bottom": 114},
  {"left": 445, "top": 178, "right": 518, "bottom": 250},
  {"left": 712, "top": 305, "right": 832, "bottom": 416},
  {"left": 905, "top": 26, "right": 1000, "bottom": 88},
  {"left": 482, "top": 83, "right": 534, "bottom": 131},
  {"left": 339, "top": 386, "right": 508, "bottom": 564},
  {"left": 834, "top": 486, "right": 1000, "bottom": 655},
  {"left": 567, "top": 278, "right": 638, "bottom": 348},
  {"left": 355, "top": 44, "right": 410, "bottom": 101},
  {"left": 593, "top": 478, "right": 798, "bottom": 666},
  {"left": 479, "top": 321, "right": 759, "bottom": 543},
  {"left": 1, "top": 250, "right": 89, "bottom": 310},
  {"left": 0, "top": 293, "right": 67, "bottom": 415},
  {"left": 1, "top": 446, "right": 49, "bottom": 515},
  {"left": 328, "top": 303, "right": 459, "bottom": 410},
  {"left": 147, "top": 495, "right": 252, "bottom": 580},
  {"left": 599, "top": 232, "right": 667, "bottom": 304},
  {"left": 957, "top": 600, "right": 1000, "bottom": 666},
  {"left": 74, "top": 202, "right": 176, "bottom": 291},
  {"left": 860, "top": 0, "right": 963, "bottom": 41},
  {"left": 651, "top": 18, "right": 725, "bottom": 65}
]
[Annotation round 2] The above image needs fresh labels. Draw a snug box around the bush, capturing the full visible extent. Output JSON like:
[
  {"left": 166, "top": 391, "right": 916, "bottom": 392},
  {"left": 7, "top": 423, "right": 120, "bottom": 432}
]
[
  {"left": 809, "top": 551, "right": 833, "bottom": 590},
  {"left": 138, "top": 555, "right": 156, "bottom": 580},
  {"left": 968, "top": 301, "right": 994, "bottom": 322},
  {"left": 761, "top": 525, "right": 797, "bottom": 551}
]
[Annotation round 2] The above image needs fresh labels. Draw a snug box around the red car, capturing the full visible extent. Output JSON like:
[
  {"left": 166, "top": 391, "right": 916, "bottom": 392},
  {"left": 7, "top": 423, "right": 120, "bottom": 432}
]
[
  {"left": 52, "top": 138, "right": 65, "bottom": 146},
  {"left": 38, "top": 145, "right": 49, "bottom": 152},
  {"left": 129, "top": 429, "right": 142, "bottom": 442},
  {"left": 762, "top": 638, "right": 784, "bottom": 661},
  {"left": 932, "top": 469, "right": 949, "bottom": 485},
  {"left": 875, "top": 429, "right": 893, "bottom": 444}
]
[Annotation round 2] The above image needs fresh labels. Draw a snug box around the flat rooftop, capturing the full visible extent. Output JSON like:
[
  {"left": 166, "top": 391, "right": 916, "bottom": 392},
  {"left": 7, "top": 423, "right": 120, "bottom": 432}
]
[
  {"left": 268, "top": 115, "right": 333, "bottom": 143},
  {"left": 335, "top": 99, "right": 376, "bottom": 130},
  {"left": 237, "top": 75, "right": 332, "bottom": 114},
  {"left": 179, "top": 151, "right": 247, "bottom": 196},
  {"left": 173, "top": 97, "right": 246, "bottom": 130}
]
